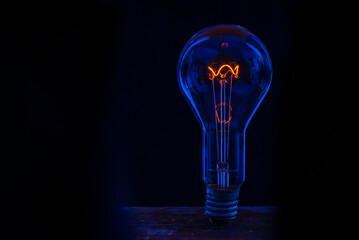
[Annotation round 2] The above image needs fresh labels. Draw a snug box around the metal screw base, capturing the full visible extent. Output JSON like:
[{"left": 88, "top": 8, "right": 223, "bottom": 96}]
[{"left": 204, "top": 185, "right": 240, "bottom": 224}]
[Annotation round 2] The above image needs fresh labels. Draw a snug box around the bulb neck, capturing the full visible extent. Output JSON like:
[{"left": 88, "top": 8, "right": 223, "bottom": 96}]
[{"left": 204, "top": 184, "right": 240, "bottom": 224}]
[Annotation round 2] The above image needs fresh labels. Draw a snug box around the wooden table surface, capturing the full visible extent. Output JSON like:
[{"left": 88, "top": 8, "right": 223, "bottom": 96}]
[{"left": 126, "top": 206, "right": 280, "bottom": 240}]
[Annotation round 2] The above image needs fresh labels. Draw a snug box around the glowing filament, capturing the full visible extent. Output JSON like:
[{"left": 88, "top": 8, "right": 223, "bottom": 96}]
[{"left": 208, "top": 64, "right": 239, "bottom": 81}]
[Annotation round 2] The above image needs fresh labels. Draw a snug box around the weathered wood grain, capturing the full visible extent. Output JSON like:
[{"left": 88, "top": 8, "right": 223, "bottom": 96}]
[{"left": 125, "top": 206, "right": 280, "bottom": 240}]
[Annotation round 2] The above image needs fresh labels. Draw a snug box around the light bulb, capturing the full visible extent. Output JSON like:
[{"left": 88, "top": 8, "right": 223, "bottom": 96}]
[{"left": 177, "top": 24, "right": 272, "bottom": 223}]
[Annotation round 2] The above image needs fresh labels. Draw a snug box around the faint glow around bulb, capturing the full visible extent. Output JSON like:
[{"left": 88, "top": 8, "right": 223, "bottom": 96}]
[{"left": 177, "top": 25, "right": 272, "bottom": 221}]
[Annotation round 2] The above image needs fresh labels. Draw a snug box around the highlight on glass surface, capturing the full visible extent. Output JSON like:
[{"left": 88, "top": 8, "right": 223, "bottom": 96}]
[{"left": 177, "top": 24, "right": 272, "bottom": 223}]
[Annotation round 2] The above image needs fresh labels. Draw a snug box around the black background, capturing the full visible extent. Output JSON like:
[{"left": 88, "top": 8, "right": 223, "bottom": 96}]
[{"left": 1, "top": 0, "right": 344, "bottom": 239}]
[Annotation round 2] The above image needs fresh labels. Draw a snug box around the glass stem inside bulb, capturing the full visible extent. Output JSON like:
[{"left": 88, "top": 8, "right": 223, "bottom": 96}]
[{"left": 213, "top": 76, "right": 233, "bottom": 189}]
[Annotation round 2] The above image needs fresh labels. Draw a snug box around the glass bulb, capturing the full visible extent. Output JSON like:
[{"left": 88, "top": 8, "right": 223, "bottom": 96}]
[{"left": 177, "top": 24, "right": 272, "bottom": 223}]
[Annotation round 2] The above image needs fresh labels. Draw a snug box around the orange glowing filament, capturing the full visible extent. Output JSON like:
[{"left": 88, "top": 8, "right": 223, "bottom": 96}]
[
  {"left": 208, "top": 64, "right": 239, "bottom": 80},
  {"left": 216, "top": 102, "right": 232, "bottom": 124}
]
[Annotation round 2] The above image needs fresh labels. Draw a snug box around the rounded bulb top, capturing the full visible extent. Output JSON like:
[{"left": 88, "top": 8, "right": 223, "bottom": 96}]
[{"left": 177, "top": 24, "right": 272, "bottom": 130}]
